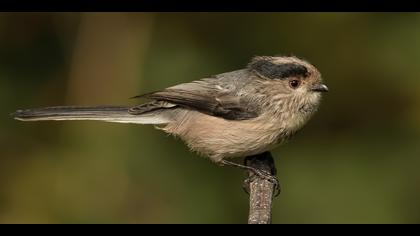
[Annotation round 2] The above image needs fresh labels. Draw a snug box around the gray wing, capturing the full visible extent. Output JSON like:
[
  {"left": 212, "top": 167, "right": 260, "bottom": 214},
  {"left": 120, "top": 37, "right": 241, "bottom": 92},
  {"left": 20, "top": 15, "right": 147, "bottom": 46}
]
[{"left": 130, "top": 69, "right": 260, "bottom": 120}]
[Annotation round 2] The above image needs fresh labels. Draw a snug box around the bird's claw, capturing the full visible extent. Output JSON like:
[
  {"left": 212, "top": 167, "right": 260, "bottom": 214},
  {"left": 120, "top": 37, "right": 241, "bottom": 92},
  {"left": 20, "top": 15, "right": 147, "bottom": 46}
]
[{"left": 243, "top": 169, "right": 281, "bottom": 197}]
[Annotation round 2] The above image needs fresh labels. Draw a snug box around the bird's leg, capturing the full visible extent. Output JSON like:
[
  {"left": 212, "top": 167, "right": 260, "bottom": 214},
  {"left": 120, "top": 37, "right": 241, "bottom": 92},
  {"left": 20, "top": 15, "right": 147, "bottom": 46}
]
[
  {"left": 220, "top": 157, "right": 281, "bottom": 197},
  {"left": 219, "top": 160, "right": 260, "bottom": 172},
  {"left": 244, "top": 153, "right": 281, "bottom": 197}
]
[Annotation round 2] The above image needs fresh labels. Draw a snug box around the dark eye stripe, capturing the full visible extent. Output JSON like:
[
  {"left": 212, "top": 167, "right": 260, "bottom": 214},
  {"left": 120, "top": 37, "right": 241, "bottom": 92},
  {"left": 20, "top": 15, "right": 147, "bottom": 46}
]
[{"left": 249, "top": 60, "right": 309, "bottom": 80}]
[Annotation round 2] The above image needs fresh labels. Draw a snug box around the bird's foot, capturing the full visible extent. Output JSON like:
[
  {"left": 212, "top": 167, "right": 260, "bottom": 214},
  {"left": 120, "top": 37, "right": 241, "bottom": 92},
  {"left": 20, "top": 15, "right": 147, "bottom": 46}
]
[
  {"left": 242, "top": 169, "right": 281, "bottom": 197},
  {"left": 220, "top": 159, "right": 281, "bottom": 197}
]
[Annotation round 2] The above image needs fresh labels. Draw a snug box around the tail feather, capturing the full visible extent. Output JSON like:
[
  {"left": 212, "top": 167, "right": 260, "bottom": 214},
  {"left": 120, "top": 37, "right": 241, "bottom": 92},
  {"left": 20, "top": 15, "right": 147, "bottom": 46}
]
[{"left": 11, "top": 106, "right": 171, "bottom": 124}]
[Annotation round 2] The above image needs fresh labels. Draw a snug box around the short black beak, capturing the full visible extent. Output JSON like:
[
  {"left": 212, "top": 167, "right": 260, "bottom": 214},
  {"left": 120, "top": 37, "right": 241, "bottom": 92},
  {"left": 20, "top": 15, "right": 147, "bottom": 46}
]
[{"left": 311, "top": 83, "right": 329, "bottom": 93}]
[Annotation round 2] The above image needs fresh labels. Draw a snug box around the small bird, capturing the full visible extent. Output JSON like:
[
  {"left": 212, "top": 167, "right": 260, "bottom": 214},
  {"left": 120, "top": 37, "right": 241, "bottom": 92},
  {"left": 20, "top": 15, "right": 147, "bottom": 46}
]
[{"left": 12, "top": 55, "right": 328, "bottom": 180}]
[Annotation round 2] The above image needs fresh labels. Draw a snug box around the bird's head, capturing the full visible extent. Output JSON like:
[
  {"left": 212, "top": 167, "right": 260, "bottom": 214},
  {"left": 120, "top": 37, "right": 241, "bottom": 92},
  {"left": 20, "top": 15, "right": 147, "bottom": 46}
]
[
  {"left": 248, "top": 55, "right": 328, "bottom": 116},
  {"left": 248, "top": 55, "right": 328, "bottom": 94}
]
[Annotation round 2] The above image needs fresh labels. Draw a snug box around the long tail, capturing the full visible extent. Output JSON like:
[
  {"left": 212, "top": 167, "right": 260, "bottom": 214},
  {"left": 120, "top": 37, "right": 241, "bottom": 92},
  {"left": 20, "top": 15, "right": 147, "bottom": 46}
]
[{"left": 11, "top": 106, "right": 171, "bottom": 124}]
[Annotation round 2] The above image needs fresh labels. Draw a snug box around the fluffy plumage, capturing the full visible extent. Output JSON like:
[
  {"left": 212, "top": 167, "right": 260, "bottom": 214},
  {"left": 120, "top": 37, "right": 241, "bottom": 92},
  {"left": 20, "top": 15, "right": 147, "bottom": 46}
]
[{"left": 12, "top": 55, "right": 327, "bottom": 163}]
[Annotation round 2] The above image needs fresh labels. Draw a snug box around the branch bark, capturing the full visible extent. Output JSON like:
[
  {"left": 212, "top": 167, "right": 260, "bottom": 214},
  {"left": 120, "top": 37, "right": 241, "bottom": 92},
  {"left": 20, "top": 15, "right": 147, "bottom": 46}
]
[{"left": 245, "top": 152, "right": 278, "bottom": 224}]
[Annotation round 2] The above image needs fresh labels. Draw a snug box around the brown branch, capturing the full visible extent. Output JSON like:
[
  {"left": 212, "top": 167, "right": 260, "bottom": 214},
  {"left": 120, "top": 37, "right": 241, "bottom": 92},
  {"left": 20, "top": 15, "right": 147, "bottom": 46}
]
[{"left": 244, "top": 152, "right": 278, "bottom": 224}]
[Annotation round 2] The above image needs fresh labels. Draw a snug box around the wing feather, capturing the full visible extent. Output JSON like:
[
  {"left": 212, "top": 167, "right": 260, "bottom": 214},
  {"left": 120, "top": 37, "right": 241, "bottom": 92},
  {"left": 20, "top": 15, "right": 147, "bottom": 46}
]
[{"left": 131, "top": 74, "right": 259, "bottom": 120}]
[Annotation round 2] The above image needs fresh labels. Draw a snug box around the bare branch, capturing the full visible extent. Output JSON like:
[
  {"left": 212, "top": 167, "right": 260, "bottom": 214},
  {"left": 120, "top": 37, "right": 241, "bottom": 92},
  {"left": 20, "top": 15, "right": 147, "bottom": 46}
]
[{"left": 244, "top": 152, "right": 278, "bottom": 224}]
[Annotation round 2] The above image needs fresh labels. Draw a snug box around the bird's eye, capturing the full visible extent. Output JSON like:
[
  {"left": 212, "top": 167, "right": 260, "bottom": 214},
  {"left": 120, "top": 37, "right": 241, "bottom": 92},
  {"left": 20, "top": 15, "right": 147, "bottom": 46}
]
[{"left": 289, "top": 79, "right": 301, "bottom": 89}]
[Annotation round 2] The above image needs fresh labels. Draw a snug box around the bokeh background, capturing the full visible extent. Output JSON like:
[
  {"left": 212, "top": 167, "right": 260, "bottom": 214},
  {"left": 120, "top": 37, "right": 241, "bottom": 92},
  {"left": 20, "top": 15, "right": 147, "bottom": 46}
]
[{"left": 1, "top": 12, "right": 420, "bottom": 223}]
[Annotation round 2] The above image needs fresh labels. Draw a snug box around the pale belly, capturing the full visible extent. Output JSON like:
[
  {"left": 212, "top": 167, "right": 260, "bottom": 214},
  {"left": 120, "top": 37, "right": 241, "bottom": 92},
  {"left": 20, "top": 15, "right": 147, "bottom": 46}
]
[{"left": 161, "top": 110, "right": 291, "bottom": 162}]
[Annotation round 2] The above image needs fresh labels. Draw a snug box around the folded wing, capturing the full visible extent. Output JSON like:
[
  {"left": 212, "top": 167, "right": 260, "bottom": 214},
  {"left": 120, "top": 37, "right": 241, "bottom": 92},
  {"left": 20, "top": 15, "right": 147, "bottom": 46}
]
[{"left": 130, "top": 77, "right": 259, "bottom": 120}]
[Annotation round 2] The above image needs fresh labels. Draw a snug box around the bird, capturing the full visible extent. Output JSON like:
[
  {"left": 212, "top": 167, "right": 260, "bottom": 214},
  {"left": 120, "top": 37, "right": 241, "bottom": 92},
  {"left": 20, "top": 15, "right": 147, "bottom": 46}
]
[{"left": 12, "top": 55, "right": 328, "bottom": 183}]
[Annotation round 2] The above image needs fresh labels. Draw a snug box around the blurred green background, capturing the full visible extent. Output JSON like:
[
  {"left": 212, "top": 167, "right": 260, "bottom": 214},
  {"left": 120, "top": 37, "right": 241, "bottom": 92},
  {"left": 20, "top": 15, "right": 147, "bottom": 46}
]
[{"left": 1, "top": 13, "right": 420, "bottom": 224}]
